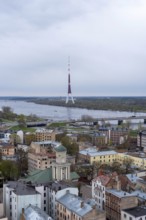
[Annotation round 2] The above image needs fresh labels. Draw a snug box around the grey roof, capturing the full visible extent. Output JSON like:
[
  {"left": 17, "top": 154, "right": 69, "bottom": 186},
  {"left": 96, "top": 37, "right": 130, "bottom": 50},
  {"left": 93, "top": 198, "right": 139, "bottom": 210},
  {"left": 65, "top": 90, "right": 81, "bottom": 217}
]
[
  {"left": 106, "top": 189, "right": 135, "bottom": 199},
  {"left": 57, "top": 193, "right": 92, "bottom": 217},
  {"left": 130, "top": 190, "right": 146, "bottom": 200},
  {"left": 6, "top": 181, "right": 39, "bottom": 196},
  {"left": 123, "top": 206, "right": 146, "bottom": 217},
  {"left": 79, "top": 149, "right": 117, "bottom": 157},
  {"left": 48, "top": 182, "right": 69, "bottom": 191},
  {"left": 126, "top": 174, "right": 142, "bottom": 184},
  {"left": 24, "top": 204, "right": 53, "bottom": 220}
]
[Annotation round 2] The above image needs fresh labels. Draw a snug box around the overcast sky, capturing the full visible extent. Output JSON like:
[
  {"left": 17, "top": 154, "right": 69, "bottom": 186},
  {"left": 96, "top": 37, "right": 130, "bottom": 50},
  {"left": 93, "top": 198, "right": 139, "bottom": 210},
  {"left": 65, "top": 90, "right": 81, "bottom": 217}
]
[{"left": 0, "top": 0, "right": 146, "bottom": 96}]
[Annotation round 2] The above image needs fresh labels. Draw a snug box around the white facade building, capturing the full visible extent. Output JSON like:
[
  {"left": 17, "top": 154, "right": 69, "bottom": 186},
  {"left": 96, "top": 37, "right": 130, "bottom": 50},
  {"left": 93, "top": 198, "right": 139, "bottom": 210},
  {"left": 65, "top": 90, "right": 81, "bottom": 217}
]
[
  {"left": 3, "top": 181, "right": 41, "bottom": 220},
  {"left": 17, "top": 130, "right": 24, "bottom": 144},
  {"left": 21, "top": 204, "right": 53, "bottom": 220},
  {"left": 47, "top": 183, "right": 78, "bottom": 220},
  {"left": 92, "top": 175, "right": 110, "bottom": 210},
  {"left": 121, "top": 206, "right": 146, "bottom": 220}
]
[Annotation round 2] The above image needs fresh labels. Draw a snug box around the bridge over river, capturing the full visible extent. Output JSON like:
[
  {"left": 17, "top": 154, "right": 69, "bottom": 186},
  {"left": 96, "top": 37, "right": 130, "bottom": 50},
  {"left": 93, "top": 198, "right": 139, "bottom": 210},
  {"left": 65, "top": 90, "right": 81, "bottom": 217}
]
[
  {"left": 26, "top": 115, "right": 146, "bottom": 127},
  {"left": 82, "top": 115, "right": 146, "bottom": 126}
]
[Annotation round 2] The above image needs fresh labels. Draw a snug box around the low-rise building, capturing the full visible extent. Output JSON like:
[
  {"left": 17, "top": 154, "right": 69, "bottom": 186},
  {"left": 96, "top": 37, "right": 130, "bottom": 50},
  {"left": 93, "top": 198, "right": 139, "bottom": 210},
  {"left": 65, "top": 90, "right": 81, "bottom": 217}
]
[
  {"left": 99, "top": 127, "right": 128, "bottom": 145},
  {"left": 0, "top": 143, "right": 15, "bottom": 157},
  {"left": 106, "top": 189, "right": 138, "bottom": 220},
  {"left": 3, "top": 181, "right": 41, "bottom": 220},
  {"left": 92, "top": 175, "right": 110, "bottom": 211},
  {"left": 121, "top": 206, "right": 146, "bottom": 220},
  {"left": 137, "top": 130, "right": 146, "bottom": 152},
  {"left": 20, "top": 204, "right": 53, "bottom": 220},
  {"left": 35, "top": 129, "right": 55, "bottom": 142},
  {"left": 56, "top": 191, "right": 106, "bottom": 220},
  {"left": 79, "top": 149, "right": 117, "bottom": 165}
]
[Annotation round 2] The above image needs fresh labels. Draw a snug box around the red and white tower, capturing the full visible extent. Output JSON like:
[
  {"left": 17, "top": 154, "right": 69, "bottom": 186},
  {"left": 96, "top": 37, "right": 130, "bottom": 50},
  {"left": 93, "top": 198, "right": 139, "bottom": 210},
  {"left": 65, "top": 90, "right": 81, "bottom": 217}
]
[{"left": 66, "top": 57, "right": 74, "bottom": 104}]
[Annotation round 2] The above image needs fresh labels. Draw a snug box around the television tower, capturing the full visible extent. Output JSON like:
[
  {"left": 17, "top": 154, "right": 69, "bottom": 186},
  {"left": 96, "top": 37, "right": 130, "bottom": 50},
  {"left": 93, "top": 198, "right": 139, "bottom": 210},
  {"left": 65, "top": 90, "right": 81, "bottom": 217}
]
[{"left": 66, "top": 57, "right": 74, "bottom": 104}]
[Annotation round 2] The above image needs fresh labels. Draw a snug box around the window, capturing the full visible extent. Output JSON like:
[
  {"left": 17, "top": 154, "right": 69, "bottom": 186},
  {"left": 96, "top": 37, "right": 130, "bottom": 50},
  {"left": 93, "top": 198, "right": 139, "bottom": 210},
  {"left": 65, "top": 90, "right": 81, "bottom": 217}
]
[
  {"left": 129, "top": 217, "right": 132, "bottom": 220},
  {"left": 124, "top": 214, "right": 126, "bottom": 218}
]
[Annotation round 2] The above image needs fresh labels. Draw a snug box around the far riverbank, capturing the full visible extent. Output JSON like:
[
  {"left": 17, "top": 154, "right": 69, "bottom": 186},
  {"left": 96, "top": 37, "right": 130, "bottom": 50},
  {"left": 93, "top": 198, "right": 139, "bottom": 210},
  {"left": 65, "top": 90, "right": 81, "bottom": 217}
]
[{"left": 0, "top": 99, "right": 146, "bottom": 123}]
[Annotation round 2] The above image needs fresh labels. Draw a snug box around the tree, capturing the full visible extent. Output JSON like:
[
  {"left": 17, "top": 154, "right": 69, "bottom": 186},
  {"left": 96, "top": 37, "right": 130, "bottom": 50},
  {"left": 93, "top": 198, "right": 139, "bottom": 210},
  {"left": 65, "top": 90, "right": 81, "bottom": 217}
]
[
  {"left": 15, "top": 149, "right": 28, "bottom": 176},
  {"left": 61, "top": 136, "right": 79, "bottom": 155},
  {"left": 123, "top": 158, "right": 134, "bottom": 173},
  {"left": 17, "top": 114, "right": 26, "bottom": 127},
  {"left": 110, "top": 161, "right": 122, "bottom": 174},
  {"left": 92, "top": 161, "right": 101, "bottom": 177},
  {"left": 24, "top": 133, "right": 36, "bottom": 145},
  {"left": 0, "top": 160, "right": 19, "bottom": 180},
  {"left": 1, "top": 106, "right": 16, "bottom": 120},
  {"left": 10, "top": 133, "right": 21, "bottom": 146},
  {"left": 27, "top": 114, "right": 39, "bottom": 122},
  {"left": 81, "top": 115, "right": 94, "bottom": 122}
]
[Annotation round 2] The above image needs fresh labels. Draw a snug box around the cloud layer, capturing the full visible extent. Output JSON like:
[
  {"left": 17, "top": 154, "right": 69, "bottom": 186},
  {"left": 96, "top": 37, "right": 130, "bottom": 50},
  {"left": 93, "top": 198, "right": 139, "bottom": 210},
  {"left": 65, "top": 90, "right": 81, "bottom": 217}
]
[{"left": 0, "top": 0, "right": 146, "bottom": 96}]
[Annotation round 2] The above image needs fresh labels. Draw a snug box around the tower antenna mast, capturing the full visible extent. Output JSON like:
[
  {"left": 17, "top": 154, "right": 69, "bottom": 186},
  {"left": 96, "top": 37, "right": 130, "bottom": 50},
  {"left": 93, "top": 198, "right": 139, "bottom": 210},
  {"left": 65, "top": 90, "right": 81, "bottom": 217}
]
[{"left": 66, "top": 56, "right": 74, "bottom": 104}]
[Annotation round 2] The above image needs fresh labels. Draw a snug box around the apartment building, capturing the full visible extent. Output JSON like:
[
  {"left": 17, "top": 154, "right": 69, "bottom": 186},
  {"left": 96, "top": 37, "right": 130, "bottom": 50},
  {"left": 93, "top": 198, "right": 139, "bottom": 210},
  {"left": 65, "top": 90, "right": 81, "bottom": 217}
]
[
  {"left": 79, "top": 148, "right": 146, "bottom": 170},
  {"left": 3, "top": 181, "right": 41, "bottom": 220},
  {"left": 99, "top": 127, "right": 128, "bottom": 145},
  {"left": 48, "top": 184, "right": 78, "bottom": 219},
  {"left": 28, "top": 141, "right": 57, "bottom": 171},
  {"left": 35, "top": 129, "right": 55, "bottom": 142},
  {"left": 56, "top": 191, "right": 106, "bottom": 220},
  {"left": 105, "top": 189, "right": 138, "bottom": 220},
  {"left": 79, "top": 149, "right": 117, "bottom": 165},
  {"left": 92, "top": 175, "right": 110, "bottom": 211},
  {"left": 20, "top": 204, "right": 53, "bottom": 220},
  {"left": 92, "top": 173, "right": 134, "bottom": 211},
  {"left": 0, "top": 143, "right": 15, "bottom": 157},
  {"left": 137, "top": 130, "right": 146, "bottom": 152},
  {"left": 121, "top": 206, "right": 146, "bottom": 220}
]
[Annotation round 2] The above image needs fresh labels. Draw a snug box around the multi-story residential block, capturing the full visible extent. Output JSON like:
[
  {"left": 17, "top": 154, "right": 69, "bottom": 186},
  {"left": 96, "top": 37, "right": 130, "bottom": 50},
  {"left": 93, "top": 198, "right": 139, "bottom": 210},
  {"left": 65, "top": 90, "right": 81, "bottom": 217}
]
[
  {"left": 105, "top": 189, "right": 138, "bottom": 220},
  {"left": 0, "top": 143, "right": 15, "bottom": 157},
  {"left": 79, "top": 148, "right": 146, "bottom": 170},
  {"left": 56, "top": 191, "right": 106, "bottom": 220},
  {"left": 28, "top": 141, "right": 58, "bottom": 171},
  {"left": 20, "top": 204, "right": 53, "bottom": 220},
  {"left": 3, "top": 181, "right": 41, "bottom": 220},
  {"left": 92, "top": 173, "right": 134, "bottom": 211},
  {"left": 121, "top": 206, "right": 146, "bottom": 220},
  {"left": 79, "top": 149, "right": 117, "bottom": 165},
  {"left": 99, "top": 127, "right": 128, "bottom": 145},
  {"left": 137, "top": 130, "right": 146, "bottom": 152},
  {"left": 28, "top": 141, "right": 71, "bottom": 182},
  {"left": 91, "top": 132, "right": 108, "bottom": 146},
  {"left": 0, "top": 132, "right": 11, "bottom": 143},
  {"left": 92, "top": 175, "right": 110, "bottom": 211},
  {"left": 35, "top": 129, "right": 55, "bottom": 142},
  {"left": 48, "top": 183, "right": 78, "bottom": 219}
]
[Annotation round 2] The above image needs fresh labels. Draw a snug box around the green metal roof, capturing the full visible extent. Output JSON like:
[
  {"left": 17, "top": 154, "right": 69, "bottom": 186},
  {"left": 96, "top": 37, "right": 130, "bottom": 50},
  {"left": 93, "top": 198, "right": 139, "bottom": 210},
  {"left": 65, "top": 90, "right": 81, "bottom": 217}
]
[
  {"left": 54, "top": 145, "right": 66, "bottom": 152},
  {"left": 70, "top": 172, "right": 80, "bottom": 180},
  {"left": 25, "top": 168, "right": 52, "bottom": 184}
]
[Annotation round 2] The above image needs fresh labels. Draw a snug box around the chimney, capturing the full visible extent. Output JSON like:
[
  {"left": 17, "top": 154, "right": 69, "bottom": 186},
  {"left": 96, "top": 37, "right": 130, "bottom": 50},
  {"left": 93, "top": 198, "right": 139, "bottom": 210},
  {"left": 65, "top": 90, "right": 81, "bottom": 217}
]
[
  {"left": 66, "top": 190, "right": 70, "bottom": 194},
  {"left": 117, "top": 180, "right": 121, "bottom": 191},
  {"left": 81, "top": 201, "right": 84, "bottom": 208},
  {"left": 22, "top": 208, "right": 24, "bottom": 214}
]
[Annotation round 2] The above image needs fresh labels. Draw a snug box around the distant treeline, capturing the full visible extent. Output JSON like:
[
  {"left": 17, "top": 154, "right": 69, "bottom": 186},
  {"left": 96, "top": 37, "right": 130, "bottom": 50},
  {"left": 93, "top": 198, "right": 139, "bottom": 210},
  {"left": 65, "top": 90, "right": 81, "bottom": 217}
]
[{"left": 9, "top": 96, "right": 146, "bottom": 112}]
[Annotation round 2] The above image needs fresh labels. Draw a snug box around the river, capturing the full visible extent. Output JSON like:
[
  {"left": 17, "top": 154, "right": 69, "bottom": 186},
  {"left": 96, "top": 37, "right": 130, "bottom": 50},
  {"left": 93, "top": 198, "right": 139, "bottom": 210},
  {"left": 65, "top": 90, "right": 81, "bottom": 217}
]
[{"left": 0, "top": 100, "right": 146, "bottom": 125}]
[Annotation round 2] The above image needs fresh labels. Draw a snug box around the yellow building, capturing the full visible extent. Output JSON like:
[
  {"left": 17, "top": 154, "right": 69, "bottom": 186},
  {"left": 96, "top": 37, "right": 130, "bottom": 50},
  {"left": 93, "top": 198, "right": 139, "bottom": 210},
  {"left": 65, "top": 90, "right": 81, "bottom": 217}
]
[
  {"left": 79, "top": 149, "right": 117, "bottom": 165},
  {"left": 79, "top": 148, "right": 146, "bottom": 169},
  {"left": 35, "top": 129, "right": 55, "bottom": 142},
  {"left": 0, "top": 143, "right": 15, "bottom": 156}
]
